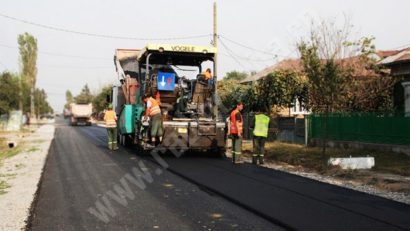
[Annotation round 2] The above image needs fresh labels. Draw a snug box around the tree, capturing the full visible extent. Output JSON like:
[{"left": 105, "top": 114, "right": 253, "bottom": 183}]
[
  {"left": 255, "top": 70, "right": 308, "bottom": 114},
  {"left": 0, "top": 72, "right": 21, "bottom": 115},
  {"left": 298, "top": 18, "right": 356, "bottom": 154},
  {"left": 342, "top": 37, "right": 395, "bottom": 113},
  {"left": 75, "top": 84, "right": 93, "bottom": 104},
  {"left": 34, "top": 88, "right": 53, "bottom": 116},
  {"left": 297, "top": 18, "right": 391, "bottom": 154},
  {"left": 217, "top": 72, "right": 252, "bottom": 115},
  {"left": 223, "top": 71, "right": 248, "bottom": 81},
  {"left": 18, "top": 32, "right": 38, "bottom": 115},
  {"left": 92, "top": 85, "right": 112, "bottom": 113},
  {"left": 65, "top": 90, "right": 74, "bottom": 109}
]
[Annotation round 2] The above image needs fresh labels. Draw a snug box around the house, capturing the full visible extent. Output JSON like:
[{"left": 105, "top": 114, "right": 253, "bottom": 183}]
[
  {"left": 240, "top": 59, "right": 308, "bottom": 117},
  {"left": 378, "top": 48, "right": 410, "bottom": 116},
  {"left": 241, "top": 50, "right": 402, "bottom": 117},
  {"left": 240, "top": 59, "right": 303, "bottom": 83}
]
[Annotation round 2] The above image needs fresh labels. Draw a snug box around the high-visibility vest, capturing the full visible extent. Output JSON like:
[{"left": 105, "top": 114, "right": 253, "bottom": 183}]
[
  {"left": 230, "top": 109, "right": 243, "bottom": 135},
  {"left": 148, "top": 97, "right": 161, "bottom": 116},
  {"left": 104, "top": 110, "right": 117, "bottom": 127},
  {"left": 253, "top": 114, "right": 270, "bottom": 138}
]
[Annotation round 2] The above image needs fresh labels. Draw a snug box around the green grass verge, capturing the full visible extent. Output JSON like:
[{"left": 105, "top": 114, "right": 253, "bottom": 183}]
[
  {"left": 0, "top": 180, "right": 10, "bottom": 195},
  {"left": 0, "top": 146, "right": 23, "bottom": 160},
  {"left": 26, "top": 147, "right": 40, "bottom": 153}
]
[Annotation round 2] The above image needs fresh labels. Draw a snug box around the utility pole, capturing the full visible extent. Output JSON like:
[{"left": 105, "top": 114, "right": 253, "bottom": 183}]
[
  {"left": 213, "top": 1, "right": 218, "bottom": 72},
  {"left": 213, "top": 1, "right": 219, "bottom": 119}
]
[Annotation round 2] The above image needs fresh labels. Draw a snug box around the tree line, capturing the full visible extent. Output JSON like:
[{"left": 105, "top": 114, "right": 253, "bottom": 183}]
[
  {"left": 0, "top": 32, "right": 53, "bottom": 117},
  {"left": 64, "top": 84, "right": 112, "bottom": 114},
  {"left": 217, "top": 19, "right": 398, "bottom": 117}
]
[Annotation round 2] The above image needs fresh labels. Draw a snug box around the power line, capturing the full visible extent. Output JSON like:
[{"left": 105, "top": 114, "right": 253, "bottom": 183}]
[
  {"left": 0, "top": 43, "right": 109, "bottom": 60},
  {"left": 0, "top": 12, "right": 212, "bottom": 41},
  {"left": 39, "top": 51, "right": 108, "bottom": 60},
  {"left": 218, "top": 38, "right": 247, "bottom": 69},
  {"left": 219, "top": 52, "right": 275, "bottom": 62},
  {"left": 219, "top": 35, "right": 276, "bottom": 56},
  {"left": 38, "top": 64, "right": 112, "bottom": 69}
]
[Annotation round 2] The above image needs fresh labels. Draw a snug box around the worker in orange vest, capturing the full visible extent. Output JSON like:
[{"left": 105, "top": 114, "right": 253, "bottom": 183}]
[
  {"left": 203, "top": 68, "right": 214, "bottom": 86},
  {"left": 143, "top": 94, "right": 163, "bottom": 148},
  {"left": 229, "top": 102, "right": 244, "bottom": 164},
  {"left": 104, "top": 104, "right": 118, "bottom": 150}
]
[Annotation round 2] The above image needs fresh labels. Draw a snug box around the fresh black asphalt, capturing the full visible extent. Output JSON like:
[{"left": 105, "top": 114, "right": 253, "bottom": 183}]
[
  {"left": 28, "top": 119, "right": 283, "bottom": 231},
  {"left": 28, "top": 118, "right": 410, "bottom": 231}
]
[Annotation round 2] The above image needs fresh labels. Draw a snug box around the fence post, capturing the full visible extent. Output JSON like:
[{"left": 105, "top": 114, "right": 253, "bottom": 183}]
[{"left": 305, "top": 115, "right": 309, "bottom": 146}]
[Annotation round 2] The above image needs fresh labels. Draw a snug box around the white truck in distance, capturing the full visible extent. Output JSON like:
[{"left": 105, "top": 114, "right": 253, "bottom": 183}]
[{"left": 69, "top": 103, "right": 92, "bottom": 126}]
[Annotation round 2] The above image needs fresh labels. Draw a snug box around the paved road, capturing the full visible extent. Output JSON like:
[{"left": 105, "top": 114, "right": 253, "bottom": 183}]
[
  {"left": 28, "top": 118, "right": 410, "bottom": 231},
  {"left": 28, "top": 118, "right": 283, "bottom": 231}
]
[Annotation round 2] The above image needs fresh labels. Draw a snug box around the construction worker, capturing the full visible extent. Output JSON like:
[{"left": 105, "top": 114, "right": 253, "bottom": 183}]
[
  {"left": 203, "top": 68, "right": 214, "bottom": 85},
  {"left": 104, "top": 104, "right": 118, "bottom": 150},
  {"left": 143, "top": 94, "right": 163, "bottom": 147},
  {"left": 250, "top": 111, "right": 270, "bottom": 164},
  {"left": 230, "top": 102, "right": 244, "bottom": 164}
]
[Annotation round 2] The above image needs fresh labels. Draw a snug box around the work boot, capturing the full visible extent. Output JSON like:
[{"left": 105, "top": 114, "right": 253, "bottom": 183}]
[
  {"left": 235, "top": 155, "right": 243, "bottom": 164},
  {"left": 252, "top": 155, "right": 257, "bottom": 164},
  {"left": 145, "top": 143, "right": 155, "bottom": 149},
  {"left": 259, "top": 156, "right": 264, "bottom": 165}
]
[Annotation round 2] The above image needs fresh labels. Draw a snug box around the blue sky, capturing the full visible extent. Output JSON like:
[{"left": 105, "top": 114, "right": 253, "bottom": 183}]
[{"left": 1, "top": 0, "right": 409, "bottom": 111}]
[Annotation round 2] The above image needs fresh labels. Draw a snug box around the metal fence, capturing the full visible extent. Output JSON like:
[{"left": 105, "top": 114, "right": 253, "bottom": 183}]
[{"left": 307, "top": 113, "right": 410, "bottom": 146}]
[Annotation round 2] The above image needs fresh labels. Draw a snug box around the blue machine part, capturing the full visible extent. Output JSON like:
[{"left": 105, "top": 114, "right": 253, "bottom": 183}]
[{"left": 157, "top": 72, "right": 175, "bottom": 91}]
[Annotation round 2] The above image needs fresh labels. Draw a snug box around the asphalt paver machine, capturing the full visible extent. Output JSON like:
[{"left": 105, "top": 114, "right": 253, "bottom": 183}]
[{"left": 113, "top": 44, "right": 225, "bottom": 154}]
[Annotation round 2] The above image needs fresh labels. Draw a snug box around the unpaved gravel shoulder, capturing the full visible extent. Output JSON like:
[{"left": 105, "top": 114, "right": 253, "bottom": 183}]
[{"left": 0, "top": 124, "right": 55, "bottom": 231}]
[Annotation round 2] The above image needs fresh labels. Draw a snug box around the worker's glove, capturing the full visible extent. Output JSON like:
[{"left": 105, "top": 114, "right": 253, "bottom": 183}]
[{"left": 142, "top": 116, "right": 150, "bottom": 126}]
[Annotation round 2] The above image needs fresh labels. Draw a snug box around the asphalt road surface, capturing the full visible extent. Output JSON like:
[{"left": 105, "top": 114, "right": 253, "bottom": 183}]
[
  {"left": 28, "top": 118, "right": 410, "bottom": 231},
  {"left": 28, "top": 118, "right": 283, "bottom": 231}
]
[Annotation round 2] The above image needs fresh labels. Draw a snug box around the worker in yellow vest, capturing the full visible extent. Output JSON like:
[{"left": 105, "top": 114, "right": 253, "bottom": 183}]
[
  {"left": 143, "top": 94, "right": 163, "bottom": 148},
  {"left": 104, "top": 104, "right": 118, "bottom": 150},
  {"left": 250, "top": 111, "right": 270, "bottom": 164}
]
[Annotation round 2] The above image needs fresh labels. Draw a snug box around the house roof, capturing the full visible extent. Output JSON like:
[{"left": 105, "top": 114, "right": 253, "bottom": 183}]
[
  {"left": 241, "top": 55, "right": 385, "bottom": 84},
  {"left": 376, "top": 50, "right": 401, "bottom": 59},
  {"left": 378, "top": 47, "right": 410, "bottom": 66},
  {"left": 241, "top": 49, "right": 409, "bottom": 84},
  {"left": 240, "top": 59, "right": 302, "bottom": 83}
]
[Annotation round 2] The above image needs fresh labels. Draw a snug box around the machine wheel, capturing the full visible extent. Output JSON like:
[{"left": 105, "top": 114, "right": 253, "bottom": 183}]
[
  {"left": 119, "top": 134, "right": 124, "bottom": 146},
  {"left": 119, "top": 134, "right": 132, "bottom": 147},
  {"left": 212, "top": 148, "right": 226, "bottom": 158},
  {"left": 124, "top": 135, "right": 133, "bottom": 147}
]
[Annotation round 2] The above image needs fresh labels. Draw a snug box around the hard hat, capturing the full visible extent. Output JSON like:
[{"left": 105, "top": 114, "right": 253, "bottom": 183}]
[{"left": 108, "top": 103, "right": 113, "bottom": 109}]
